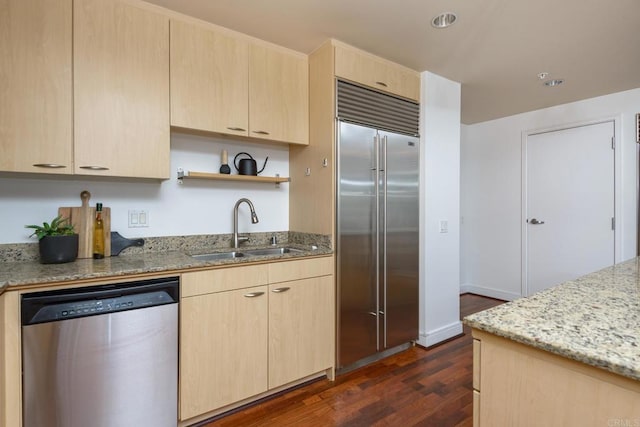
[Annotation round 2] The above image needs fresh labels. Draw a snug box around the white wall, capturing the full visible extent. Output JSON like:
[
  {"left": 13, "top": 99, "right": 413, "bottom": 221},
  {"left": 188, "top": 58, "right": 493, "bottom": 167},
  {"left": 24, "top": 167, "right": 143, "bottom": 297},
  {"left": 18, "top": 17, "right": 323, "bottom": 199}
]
[
  {"left": 0, "top": 133, "right": 289, "bottom": 244},
  {"left": 461, "top": 88, "right": 640, "bottom": 300},
  {"left": 418, "top": 72, "right": 462, "bottom": 347}
]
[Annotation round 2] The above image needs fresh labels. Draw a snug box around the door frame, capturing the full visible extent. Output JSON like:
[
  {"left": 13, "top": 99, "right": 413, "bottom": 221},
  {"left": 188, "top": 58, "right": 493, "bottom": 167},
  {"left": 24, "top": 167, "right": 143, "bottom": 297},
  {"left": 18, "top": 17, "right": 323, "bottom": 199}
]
[{"left": 520, "top": 116, "right": 622, "bottom": 296}]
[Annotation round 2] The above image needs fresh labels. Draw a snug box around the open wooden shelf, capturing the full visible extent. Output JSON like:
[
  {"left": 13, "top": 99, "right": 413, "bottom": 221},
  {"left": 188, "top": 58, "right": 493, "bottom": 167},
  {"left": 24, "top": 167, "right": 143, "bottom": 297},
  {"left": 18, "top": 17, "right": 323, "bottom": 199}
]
[{"left": 177, "top": 169, "right": 290, "bottom": 185}]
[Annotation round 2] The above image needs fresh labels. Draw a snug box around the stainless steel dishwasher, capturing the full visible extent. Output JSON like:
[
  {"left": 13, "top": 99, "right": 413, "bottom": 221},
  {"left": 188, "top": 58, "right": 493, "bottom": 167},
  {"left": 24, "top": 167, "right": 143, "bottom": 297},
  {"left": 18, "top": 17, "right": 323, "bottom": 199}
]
[{"left": 21, "top": 277, "right": 179, "bottom": 427}]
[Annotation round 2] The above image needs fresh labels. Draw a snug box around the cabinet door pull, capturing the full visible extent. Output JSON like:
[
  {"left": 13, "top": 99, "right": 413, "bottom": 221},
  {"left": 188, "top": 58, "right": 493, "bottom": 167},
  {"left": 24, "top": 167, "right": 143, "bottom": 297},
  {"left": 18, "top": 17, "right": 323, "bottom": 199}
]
[
  {"left": 33, "top": 163, "right": 67, "bottom": 169},
  {"left": 79, "top": 165, "right": 110, "bottom": 171},
  {"left": 244, "top": 291, "right": 265, "bottom": 298},
  {"left": 271, "top": 287, "right": 290, "bottom": 293},
  {"left": 375, "top": 81, "right": 388, "bottom": 88},
  {"left": 226, "top": 127, "right": 246, "bottom": 132},
  {"left": 252, "top": 130, "right": 270, "bottom": 135}
]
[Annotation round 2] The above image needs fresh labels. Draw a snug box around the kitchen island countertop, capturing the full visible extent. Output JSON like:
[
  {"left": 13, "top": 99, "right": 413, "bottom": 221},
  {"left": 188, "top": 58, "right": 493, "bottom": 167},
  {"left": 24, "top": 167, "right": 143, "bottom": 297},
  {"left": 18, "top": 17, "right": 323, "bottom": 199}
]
[
  {"left": 464, "top": 257, "right": 640, "bottom": 381},
  {"left": 0, "top": 244, "right": 332, "bottom": 295}
]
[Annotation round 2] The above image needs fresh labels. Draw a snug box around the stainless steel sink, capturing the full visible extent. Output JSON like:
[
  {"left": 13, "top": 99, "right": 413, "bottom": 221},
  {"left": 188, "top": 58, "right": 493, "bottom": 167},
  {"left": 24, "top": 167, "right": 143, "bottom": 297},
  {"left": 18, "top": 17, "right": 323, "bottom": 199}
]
[
  {"left": 243, "top": 247, "right": 305, "bottom": 256},
  {"left": 191, "top": 247, "right": 305, "bottom": 261},
  {"left": 191, "top": 251, "right": 245, "bottom": 261}
]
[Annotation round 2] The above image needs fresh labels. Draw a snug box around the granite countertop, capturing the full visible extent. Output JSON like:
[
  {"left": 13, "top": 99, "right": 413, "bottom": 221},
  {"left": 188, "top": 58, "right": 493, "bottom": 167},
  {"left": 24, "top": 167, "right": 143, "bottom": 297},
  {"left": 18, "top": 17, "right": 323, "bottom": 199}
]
[
  {"left": 0, "top": 243, "right": 332, "bottom": 295},
  {"left": 464, "top": 257, "right": 640, "bottom": 381}
]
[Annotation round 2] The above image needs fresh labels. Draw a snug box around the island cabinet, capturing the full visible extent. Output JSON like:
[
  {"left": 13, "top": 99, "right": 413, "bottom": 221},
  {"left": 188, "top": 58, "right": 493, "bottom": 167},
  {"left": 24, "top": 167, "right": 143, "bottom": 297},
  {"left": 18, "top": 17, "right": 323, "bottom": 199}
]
[
  {"left": 472, "top": 330, "right": 640, "bottom": 426},
  {"left": 73, "top": 0, "right": 170, "bottom": 179},
  {"left": 0, "top": 0, "right": 73, "bottom": 175},
  {"left": 333, "top": 41, "right": 420, "bottom": 102},
  {"left": 179, "top": 256, "right": 334, "bottom": 424},
  {"left": 170, "top": 20, "right": 249, "bottom": 137}
]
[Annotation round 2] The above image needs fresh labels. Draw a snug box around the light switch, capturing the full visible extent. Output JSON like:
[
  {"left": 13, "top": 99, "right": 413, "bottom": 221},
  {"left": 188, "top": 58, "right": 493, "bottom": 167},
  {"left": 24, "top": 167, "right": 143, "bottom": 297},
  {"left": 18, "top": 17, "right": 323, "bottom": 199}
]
[
  {"left": 439, "top": 220, "right": 448, "bottom": 233},
  {"left": 128, "top": 210, "right": 149, "bottom": 228}
]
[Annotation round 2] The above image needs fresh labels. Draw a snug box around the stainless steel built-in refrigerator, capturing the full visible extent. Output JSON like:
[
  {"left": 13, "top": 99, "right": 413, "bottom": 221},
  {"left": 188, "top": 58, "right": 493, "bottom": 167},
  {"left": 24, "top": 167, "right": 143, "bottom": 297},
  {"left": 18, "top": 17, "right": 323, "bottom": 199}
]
[{"left": 336, "top": 80, "right": 420, "bottom": 369}]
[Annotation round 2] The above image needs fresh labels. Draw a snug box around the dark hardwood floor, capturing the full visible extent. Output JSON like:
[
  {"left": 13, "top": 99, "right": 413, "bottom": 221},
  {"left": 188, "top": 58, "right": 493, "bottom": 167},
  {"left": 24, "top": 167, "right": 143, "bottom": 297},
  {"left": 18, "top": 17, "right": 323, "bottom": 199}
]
[{"left": 201, "top": 294, "right": 504, "bottom": 427}]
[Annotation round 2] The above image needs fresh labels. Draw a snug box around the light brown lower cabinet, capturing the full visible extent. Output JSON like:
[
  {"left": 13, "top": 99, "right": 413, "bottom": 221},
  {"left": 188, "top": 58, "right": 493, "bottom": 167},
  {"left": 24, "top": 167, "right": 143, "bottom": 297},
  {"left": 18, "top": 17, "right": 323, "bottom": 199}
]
[
  {"left": 472, "top": 330, "right": 640, "bottom": 427},
  {"left": 179, "top": 256, "right": 335, "bottom": 423},
  {"left": 180, "top": 285, "right": 269, "bottom": 420},
  {"left": 268, "top": 275, "right": 334, "bottom": 389}
]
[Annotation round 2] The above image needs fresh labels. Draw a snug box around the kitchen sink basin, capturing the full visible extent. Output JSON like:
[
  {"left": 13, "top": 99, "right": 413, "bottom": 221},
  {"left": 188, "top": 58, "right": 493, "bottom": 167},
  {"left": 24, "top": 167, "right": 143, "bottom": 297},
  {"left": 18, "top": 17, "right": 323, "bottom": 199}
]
[
  {"left": 191, "top": 251, "right": 245, "bottom": 261},
  {"left": 243, "top": 247, "right": 305, "bottom": 256},
  {"left": 191, "top": 247, "right": 305, "bottom": 261}
]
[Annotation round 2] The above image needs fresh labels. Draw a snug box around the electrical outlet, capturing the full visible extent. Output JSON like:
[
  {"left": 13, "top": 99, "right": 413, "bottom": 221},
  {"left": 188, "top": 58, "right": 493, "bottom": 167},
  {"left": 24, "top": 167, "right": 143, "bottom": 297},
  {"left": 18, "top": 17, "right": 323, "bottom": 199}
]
[
  {"left": 128, "top": 210, "right": 149, "bottom": 228},
  {"left": 439, "top": 220, "right": 448, "bottom": 233}
]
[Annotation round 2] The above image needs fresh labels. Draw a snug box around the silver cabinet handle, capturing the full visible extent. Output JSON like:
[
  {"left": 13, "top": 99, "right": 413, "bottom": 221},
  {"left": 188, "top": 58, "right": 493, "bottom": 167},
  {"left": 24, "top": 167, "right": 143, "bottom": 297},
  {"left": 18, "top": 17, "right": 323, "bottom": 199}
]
[
  {"left": 367, "top": 311, "right": 378, "bottom": 317},
  {"left": 244, "top": 291, "right": 265, "bottom": 298},
  {"left": 271, "top": 287, "right": 290, "bottom": 293},
  {"left": 529, "top": 218, "right": 545, "bottom": 225},
  {"left": 226, "top": 127, "right": 246, "bottom": 132},
  {"left": 79, "top": 165, "right": 109, "bottom": 171},
  {"left": 33, "top": 163, "right": 67, "bottom": 169},
  {"left": 375, "top": 81, "right": 388, "bottom": 88},
  {"left": 252, "top": 130, "right": 270, "bottom": 135}
]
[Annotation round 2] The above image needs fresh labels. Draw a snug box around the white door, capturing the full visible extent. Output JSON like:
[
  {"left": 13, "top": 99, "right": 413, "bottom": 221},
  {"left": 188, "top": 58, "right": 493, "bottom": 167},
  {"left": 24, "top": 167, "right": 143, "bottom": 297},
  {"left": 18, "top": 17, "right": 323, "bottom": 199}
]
[{"left": 526, "top": 121, "right": 615, "bottom": 295}]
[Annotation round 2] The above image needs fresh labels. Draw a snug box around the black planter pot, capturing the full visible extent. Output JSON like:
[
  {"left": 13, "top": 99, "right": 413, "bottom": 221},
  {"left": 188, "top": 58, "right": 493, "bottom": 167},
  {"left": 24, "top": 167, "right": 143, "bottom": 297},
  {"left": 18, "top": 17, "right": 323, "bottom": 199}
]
[{"left": 39, "top": 234, "right": 79, "bottom": 264}]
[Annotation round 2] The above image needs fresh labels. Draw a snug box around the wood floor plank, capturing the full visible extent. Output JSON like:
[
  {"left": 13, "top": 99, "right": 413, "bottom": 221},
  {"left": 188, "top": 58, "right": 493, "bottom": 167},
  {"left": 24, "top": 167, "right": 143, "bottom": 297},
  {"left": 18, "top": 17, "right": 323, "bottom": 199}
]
[{"left": 198, "top": 294, "right": 504, "bottom": 427}]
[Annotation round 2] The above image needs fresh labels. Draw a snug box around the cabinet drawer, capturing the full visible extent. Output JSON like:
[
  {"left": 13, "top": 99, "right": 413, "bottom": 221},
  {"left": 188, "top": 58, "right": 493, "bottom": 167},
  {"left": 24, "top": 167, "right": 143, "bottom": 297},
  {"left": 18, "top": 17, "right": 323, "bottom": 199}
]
[
  {"left": 268, "top": 256, "right": 333, "bottom": 284},
  {"left": 181, "top": 264, "right": 268, "bottom": 297}
]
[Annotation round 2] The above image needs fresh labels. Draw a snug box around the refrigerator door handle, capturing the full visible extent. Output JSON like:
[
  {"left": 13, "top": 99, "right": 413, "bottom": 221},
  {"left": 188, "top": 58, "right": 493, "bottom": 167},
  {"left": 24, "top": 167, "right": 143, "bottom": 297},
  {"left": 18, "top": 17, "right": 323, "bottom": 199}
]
[
  {"left": 382, "top": 135, "right": 388, "bottom": 349},
  {"left": 374, "top": 133, "right": 381, "bottom": 352},
  {"left": 371, "top": 135, "right": 378, "bottom": 171}
]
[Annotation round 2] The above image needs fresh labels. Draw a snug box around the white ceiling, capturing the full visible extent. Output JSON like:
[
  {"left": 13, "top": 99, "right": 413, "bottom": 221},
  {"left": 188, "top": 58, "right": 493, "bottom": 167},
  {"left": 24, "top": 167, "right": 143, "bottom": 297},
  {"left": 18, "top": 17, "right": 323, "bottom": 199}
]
[{"left": 145, "top": 0, "right": 640, "bottom": 124}]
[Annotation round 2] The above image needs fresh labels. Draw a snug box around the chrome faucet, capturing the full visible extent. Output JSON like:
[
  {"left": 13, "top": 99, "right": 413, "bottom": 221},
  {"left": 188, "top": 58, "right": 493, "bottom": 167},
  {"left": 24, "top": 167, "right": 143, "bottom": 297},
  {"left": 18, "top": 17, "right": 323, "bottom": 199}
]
[{"left": 233, "top": 198, "right": 259, "bottom": 248}]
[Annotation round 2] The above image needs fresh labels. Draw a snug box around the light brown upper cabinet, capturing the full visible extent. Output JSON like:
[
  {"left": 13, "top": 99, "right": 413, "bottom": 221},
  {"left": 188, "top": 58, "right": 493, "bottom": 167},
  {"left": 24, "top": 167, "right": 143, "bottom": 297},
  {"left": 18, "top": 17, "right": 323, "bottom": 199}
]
[
  {"left": 249, "top": 44, "right": 309, "bottom": 145},
  {"left": 169, "top": 18, "right": 309, "bottom": 146},
  {"left": 170, "top": 20, "right": 249, "bottom": 137},
  {"left": 334, "top": 42, "right": 420, "bottom": 102},
  {"left": 74, "top": 0, "right": 170, "bottom": 179},
  {"left": 0, "top": 0, "right": 73, "bottom": 174}
]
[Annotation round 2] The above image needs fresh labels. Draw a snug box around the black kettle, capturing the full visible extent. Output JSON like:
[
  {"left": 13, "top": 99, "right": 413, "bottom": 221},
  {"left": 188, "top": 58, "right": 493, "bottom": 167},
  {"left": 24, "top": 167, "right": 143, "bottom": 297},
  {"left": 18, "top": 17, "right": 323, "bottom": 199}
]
[{"left": 234, "top": 152, "right": 268, "bottom": 176}]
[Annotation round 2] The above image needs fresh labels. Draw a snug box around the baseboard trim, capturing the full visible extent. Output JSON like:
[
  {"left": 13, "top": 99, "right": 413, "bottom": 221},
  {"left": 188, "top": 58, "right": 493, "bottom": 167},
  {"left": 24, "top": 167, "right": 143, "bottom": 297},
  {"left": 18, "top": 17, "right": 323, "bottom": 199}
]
[
  {"left": 460, "top": 284, "right": 520, "bottom": 301},
  {"left": 418, "top": 320, "right": 463, "bottom": 348}
]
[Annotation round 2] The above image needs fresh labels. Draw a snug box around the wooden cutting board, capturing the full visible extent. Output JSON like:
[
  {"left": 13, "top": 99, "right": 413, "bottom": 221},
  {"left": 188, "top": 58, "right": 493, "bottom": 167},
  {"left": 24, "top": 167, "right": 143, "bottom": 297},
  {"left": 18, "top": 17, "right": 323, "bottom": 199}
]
[{"left": 58, "top": 191, "right": 111, "bottom": 259}]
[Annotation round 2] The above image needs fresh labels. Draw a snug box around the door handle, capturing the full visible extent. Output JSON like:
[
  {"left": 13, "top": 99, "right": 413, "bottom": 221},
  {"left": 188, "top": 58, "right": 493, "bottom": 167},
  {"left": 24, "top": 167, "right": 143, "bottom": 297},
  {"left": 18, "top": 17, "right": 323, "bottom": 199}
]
[
  {"left": 529, "top": 218, "right": 545, "bottom": 225},
  {"left": 244, "top": 292, "right": 265, "bottom": 298}
]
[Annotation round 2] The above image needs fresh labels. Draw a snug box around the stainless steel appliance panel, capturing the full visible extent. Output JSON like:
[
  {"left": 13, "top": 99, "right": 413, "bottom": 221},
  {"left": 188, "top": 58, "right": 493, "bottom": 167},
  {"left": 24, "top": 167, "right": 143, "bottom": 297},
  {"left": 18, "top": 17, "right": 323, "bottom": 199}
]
[
  {"left": 22, "top": 284, "right": 178, "bottom": 427},
  {"left": 337, "top": 120, "right": 379, "bottom": 367},
  {"left": 337, "top": 80, "right": 420, "bottom": 371},
  {"left": 380, "top": 131, "right": 420, "bottom": 348}
]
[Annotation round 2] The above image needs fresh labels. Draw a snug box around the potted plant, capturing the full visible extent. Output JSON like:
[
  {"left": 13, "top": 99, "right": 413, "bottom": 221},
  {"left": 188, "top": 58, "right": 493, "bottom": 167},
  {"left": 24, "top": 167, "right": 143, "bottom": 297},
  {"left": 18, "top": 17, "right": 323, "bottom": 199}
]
[{"left": 25, "top": 215, "right": 78, "bottom": 264}]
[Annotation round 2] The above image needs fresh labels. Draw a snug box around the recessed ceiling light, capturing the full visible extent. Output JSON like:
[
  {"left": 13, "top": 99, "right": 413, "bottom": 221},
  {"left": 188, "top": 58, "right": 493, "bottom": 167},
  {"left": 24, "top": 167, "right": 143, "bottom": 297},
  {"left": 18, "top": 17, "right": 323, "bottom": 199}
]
[
  {"left": 544, "top": 79, "right": 564, "bottom": 87},
  {"left": 431, "top": 12, "right": 457, "bottom": 29}
]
